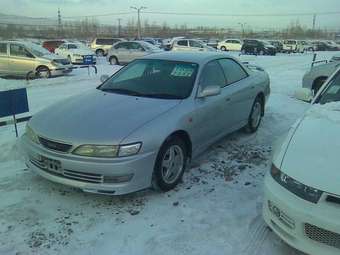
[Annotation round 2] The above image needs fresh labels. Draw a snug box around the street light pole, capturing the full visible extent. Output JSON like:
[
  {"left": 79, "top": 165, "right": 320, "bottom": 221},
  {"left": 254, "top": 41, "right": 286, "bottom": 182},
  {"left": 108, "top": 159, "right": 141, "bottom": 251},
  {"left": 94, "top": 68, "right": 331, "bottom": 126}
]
[
  {"left": 117, "top": 18, "right": 122, "bottom": 37},
  {"left": 238, "top": 22, "right": 246, "bottom": 38},
  {"left": 130, "top": 6, "right": 147, "bottom": 39}
]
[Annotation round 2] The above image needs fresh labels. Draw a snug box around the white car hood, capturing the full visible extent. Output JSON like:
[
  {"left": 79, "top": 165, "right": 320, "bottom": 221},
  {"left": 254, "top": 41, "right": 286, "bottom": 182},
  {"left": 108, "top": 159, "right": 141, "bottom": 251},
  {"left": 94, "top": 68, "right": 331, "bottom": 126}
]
[
  {"left": 281, "top": 103, "right": 340, "bottom": 195},
  {"left": 69, "top": 48, "right": 94, "bottom": 55},
  {"left": 41, "top": 53, "right": 65, "bottom": 60}
]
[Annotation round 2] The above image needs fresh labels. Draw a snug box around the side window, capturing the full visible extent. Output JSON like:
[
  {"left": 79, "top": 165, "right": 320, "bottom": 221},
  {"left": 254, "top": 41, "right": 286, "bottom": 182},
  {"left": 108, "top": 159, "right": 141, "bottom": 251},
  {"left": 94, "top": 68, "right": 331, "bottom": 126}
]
[
  {"left": 10, "top": 44, "right": 33, "bottom": 58},
  {"left": 0, "top": 43, "right": 7, "bottom": 55},
  {"left": 177, "top": 40, "right": 188, "bottom": 46},
  {"left": 189, "top": 40, "right": 203, "bottom": 48},
  {"left": 199, "top": 60, "right": 226, "bottom": 89},
  {"left": 114, "top": 42, "right": 128, "bottom": 49},
  {"left": 129, "top": 42, "right": 144, "bottom": 51},
  {"left": 218, "top": 59, "right": 248, "bottom": 85}
]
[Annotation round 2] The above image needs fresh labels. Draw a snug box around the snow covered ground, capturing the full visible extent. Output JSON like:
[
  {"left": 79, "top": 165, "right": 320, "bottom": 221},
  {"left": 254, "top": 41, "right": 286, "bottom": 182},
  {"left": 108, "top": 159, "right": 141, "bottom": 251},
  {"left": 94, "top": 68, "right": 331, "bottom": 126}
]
[{"left": 0, "top": 52, "right": 335, "bottom": 255}]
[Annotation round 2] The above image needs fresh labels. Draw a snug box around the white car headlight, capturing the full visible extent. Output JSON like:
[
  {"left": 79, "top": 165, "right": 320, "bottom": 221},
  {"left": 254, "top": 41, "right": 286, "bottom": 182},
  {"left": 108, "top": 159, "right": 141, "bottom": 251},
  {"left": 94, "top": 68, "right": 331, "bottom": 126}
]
[
  {"left": 73, "top": 145, "right": 119, "bottom": 158},
  {"left": 26, "top": 125, "right": 40, "bottom": 144},
  {"left": 118, "top": 143, "right": 142, "bottom": 157},
  {"left": 74, "top": 54, "right": 82, "bottom": 57}
]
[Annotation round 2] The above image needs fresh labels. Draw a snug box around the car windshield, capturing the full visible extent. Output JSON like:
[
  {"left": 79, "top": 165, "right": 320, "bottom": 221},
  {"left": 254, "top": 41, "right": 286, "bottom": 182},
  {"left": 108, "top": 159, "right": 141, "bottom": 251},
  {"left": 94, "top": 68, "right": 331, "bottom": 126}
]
[
  {"left": 318, "top": 71, "right": 340, "bottom": 104},
  {"left": 99, "top": 59, "right": 198, "bottom": 99},
  {"left": 27, "top": 43, "right": 50, "bottom": 57}
]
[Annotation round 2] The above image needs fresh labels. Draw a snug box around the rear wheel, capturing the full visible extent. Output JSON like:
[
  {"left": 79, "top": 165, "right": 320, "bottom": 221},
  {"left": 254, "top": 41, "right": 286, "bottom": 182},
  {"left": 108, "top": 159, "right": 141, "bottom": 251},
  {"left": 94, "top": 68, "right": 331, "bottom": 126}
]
[
  {"left": 221, "top": 46, "right": 227, "bottom": 51},
  {"left": 259, "top": 50, "right": 264, "bottom": 55},
  {"left": 153, "top": 137, "right": 188, "bottom": 191},
  {"left": 96, "top": 49, "right": 104, "bottom": 57},
  {"left": 245, "top": 96, "right": 263, "bottom": 133},
  {"left": 36, "top": 66, "right": 51, "bottom": 78}
]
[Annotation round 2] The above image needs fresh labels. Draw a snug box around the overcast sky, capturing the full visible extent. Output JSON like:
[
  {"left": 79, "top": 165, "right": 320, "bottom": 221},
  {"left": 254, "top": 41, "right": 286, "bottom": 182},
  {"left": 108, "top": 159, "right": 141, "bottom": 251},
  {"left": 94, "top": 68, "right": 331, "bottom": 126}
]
[{"left": 2, "top": 0, "right": 340, "bottom": 30}]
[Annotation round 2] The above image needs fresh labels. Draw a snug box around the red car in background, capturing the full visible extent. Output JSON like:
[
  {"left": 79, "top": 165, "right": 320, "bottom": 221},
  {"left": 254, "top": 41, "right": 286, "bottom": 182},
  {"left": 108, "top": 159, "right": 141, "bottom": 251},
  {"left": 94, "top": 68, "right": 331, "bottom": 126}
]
[{"left": 42, "top": 40, "right": 66, "bottom": 53}]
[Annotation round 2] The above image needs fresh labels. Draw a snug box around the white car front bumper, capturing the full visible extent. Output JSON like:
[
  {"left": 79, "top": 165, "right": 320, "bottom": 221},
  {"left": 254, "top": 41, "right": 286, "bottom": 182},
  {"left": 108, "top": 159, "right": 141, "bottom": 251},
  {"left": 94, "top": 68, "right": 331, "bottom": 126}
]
[{"left": 263, "top": 171, "right": 340, "bottom": 255}]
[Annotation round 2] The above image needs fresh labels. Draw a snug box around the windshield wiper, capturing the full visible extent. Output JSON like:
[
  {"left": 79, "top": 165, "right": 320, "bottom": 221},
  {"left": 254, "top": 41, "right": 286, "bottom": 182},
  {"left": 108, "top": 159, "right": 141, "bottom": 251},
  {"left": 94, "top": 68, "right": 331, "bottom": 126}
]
[
  {"left": 100, "top": 88, "right": 143, "bottom": 96},
  {"left": 141, "top": 93, "right": 182, "bottom": 99}
]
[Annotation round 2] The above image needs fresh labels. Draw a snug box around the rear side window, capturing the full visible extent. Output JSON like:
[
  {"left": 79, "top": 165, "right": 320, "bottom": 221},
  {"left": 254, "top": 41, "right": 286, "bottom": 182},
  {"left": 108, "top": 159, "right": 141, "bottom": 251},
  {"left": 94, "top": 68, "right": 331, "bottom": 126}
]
[
  {"left": 189, "top": 40, "right": 202, "bottom": 48},
  {"left": 218, "top": 59, "right": 248, "bottom": 85},
  {"left": 96, "top": 39, "right": 114, "bottom": 45},
  {"left": 0, "top": 43, "right": 7, "bottom": 55},
  {"left": 114, "top": 42, "right": 129, "bottom": 49},
  {"left": 200, "top": 60, "right": 226, "bottom": 88},
  {"left": 177, "top": 40, "right": 188, "bottom": 46}
]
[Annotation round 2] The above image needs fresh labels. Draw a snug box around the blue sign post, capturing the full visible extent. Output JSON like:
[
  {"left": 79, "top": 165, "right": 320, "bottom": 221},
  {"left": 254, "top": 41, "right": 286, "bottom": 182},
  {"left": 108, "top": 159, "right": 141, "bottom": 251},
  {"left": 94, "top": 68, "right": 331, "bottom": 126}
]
[{"left": 0, "top": 88, "right": 29, "bottom": 137}]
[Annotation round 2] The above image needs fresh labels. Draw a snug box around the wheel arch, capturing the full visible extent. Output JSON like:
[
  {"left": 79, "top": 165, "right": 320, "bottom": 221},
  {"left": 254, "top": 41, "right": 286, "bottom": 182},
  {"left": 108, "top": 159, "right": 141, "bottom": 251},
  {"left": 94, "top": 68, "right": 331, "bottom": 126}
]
[
  {"left": 165, "top": 130, "right": 192, "bottom": 160},
  {"left": 256, "top": 92, "right": 265, "bottom": 116}
]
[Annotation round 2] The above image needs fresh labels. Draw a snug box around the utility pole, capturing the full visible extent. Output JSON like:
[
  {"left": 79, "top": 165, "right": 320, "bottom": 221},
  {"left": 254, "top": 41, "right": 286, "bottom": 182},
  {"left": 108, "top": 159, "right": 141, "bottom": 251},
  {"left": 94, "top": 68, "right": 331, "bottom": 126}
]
[
  {"left": 312, "top": 14, "right": 316, "bottom": 30},
  {"left": 57, "top": 8, "right": 62, "bottom": 37},
  {"left": 130, "top": 6, "right": 147, "bottom": 39},
  {"left": 238, "top": 22, "right": 246, "bottom": 38},
  {"left": 117, "top": 18, "right": 122, "bottom": 37}
]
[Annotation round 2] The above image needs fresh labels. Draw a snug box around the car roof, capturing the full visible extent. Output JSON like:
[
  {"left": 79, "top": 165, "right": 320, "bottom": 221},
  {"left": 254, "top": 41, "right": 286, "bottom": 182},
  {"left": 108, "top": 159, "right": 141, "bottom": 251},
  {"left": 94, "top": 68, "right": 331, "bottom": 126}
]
[{"left": 141, "top": 52, "right": 236, "bottom": 64}]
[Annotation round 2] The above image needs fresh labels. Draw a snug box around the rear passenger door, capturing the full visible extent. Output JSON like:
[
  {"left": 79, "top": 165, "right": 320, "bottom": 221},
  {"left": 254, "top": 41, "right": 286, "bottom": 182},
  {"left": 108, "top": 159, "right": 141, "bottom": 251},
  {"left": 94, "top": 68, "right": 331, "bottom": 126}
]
[
  {"left": 0, "top": 43, "right": 9, "bottom": 75},
  {"left": 218, "top": 58, "right": 254, "bottom": 128},
  {"left": 114, "top": 42, "right": 130, "bottom": 64},
  {"left": 189, "top": 40, "right": 204, "bottom": 51},
  {"left": 174, "top": 40, "right": 189, "bottom": 51},
  {"left": 128, "top": 42, "right": 146, "bottom": 62}
]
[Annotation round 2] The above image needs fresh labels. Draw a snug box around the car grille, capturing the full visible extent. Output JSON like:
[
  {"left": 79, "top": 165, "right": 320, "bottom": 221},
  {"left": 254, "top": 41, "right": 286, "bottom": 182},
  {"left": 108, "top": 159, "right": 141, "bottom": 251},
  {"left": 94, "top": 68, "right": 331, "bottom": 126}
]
[
  {"left": 30, "top": 158, "right": 104, "bottom": 184},
  {"left": 54, "top": 59, "right": 71, "bottom": 65},
  {"left": 305, "top": 223, "right": 340, "bottom": 249},
  {"left": 38, "top": 137, "right": 72, "bottom": 153}
]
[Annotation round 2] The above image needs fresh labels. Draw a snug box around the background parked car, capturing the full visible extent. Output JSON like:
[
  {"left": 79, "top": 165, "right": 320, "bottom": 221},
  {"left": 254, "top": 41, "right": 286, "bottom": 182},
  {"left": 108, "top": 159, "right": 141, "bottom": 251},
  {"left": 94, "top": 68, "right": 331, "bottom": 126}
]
[
  {"left": 171, "top": 39, "right": 215, "bottom": 52},
  {"left": 206, "top": 38, "right": 219, "bottom": 49},
  {"left": 90, "top": 38, "right": 126, "bottom": 56},
  {"left": 55, "top": 42, "right": 96, "bottom": 64},
  {"left": 297, "top": 40, "right": 315, "bottom": 53},
  {"left": 241, "top": 39, "right": 276, "bottom": 55},
  {"left": 282, "top": 39, "right": 298, "bottom": 53},
  {"left": 106, "top": 40, "right": 162, "bottom": 65},
  {"left": 217, "top": 39, "right": 243, "bottom": 51},
  {"left": 312, "top": 41, "right": 338, "bottom": 51},
  {"left": 42, "top": 40, "right": 66, "bottom": 53},
  {"left": 268, "top": 40, "right": 284, "bottom": 52},
  {"left": 302, "top": 53, "right": 340, "bottom": 94},
  {"left": 0, "top": 40, "right": 72, "bottom": 78}
]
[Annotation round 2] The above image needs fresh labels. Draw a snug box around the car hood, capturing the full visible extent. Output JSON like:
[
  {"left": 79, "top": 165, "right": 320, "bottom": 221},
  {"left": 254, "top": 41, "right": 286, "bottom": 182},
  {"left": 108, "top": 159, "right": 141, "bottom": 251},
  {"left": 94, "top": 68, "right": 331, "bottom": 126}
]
[
  {"left": 41, "top": 53, "right": 66, "bottom": 61},
  {"left": 281, "top": 103, "right": 340, "bottom": 195},
  {"left": 29, "top": 89, "right": 181, "bottom": 145},
  {"left": 69, "top": 48, "right": 94, "bottom": 55}
]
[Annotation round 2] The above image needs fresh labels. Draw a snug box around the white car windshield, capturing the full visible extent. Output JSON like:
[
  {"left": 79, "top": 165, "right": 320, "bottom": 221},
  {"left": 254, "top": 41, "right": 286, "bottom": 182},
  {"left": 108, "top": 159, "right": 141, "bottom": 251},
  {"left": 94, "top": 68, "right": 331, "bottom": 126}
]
[
  {"left": 99, "top": 59, "right": 198, "bottom": 99},
  {"left": 27, "top": 43, "right": 50, "bottom": 57}
]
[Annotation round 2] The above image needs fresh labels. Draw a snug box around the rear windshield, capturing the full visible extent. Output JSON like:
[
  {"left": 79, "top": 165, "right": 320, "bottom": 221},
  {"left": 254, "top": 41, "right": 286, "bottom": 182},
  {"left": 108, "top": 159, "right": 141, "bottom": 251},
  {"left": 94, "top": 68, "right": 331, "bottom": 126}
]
[{"left": 96, "top": 39, "right": 114, "bottom": 45}]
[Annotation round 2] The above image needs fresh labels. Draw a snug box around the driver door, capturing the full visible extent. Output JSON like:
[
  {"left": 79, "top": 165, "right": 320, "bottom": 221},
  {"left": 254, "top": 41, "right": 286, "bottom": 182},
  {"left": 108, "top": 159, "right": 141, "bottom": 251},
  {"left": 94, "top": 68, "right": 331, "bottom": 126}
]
[
  {"left": 8, "top": 43, "right": 36, "bottom": 76},
  {"left": 127, "top": 42, "right": 146, "bottom": 62}
]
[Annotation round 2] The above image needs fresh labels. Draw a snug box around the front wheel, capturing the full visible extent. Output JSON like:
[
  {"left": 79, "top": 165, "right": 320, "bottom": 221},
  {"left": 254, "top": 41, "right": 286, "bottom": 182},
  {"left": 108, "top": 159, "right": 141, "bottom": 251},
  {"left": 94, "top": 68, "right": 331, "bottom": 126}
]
[
  {"left": 153, "top": 137, "right": 188, "bottom": 192},
  {"left": 109, "top": 56, "right": 118, "bottom": 65},
  {"left": 245, "top": 96, "right": 263, "bottom": 133},
  {"left": 221, "top": 46, "right": 227, "bottom": 51},
  {"left": 36, "top": 66, "right": 51, "bottom": 78}
]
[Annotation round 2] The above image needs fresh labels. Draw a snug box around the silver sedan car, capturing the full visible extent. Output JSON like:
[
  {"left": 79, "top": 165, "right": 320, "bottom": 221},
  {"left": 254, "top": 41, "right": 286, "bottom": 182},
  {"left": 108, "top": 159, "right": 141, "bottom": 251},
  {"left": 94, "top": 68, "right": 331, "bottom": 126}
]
[{"left": 22, "top": 52, "right": 270, "bottom": 195}]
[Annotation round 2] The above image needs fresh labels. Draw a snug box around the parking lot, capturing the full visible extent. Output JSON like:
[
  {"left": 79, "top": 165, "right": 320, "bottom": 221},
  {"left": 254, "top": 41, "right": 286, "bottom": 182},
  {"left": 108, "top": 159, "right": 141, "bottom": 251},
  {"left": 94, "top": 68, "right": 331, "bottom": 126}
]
[{"left": 0, "top": 52, "right": 335, "bottom": 255}]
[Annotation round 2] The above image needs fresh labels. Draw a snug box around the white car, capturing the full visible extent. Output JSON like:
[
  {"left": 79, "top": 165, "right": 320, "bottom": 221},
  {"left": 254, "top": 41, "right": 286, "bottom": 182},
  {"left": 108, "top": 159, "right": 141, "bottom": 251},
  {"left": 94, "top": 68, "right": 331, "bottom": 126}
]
[
  {"left": 55, "top": 43, "right": 96, "bottom": 64},
  {"left": 217, "top": 39, "right": 242, "bottom": 51},
  {"left": 171, "top": 39, "right": 215, "bottom": 52},
  {"left": 263, "top": 67, "right": 340, "bottom": 255}
]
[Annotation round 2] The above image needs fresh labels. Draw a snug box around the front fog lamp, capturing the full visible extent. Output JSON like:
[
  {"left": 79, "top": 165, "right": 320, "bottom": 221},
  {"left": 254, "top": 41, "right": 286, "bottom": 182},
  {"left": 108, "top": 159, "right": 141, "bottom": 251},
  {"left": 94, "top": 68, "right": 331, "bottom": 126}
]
[
  {"left": 73, "top": 145, "right": 118, "bottom": 158},
  {"left": 118, "top": 143, "right": 142, "bottom": 157},
  {"left": 271, "top": 164, "right": 323, "bottom": 204},
  {"left": 25, "top": 125, "right": 39, "bottom": 144}
]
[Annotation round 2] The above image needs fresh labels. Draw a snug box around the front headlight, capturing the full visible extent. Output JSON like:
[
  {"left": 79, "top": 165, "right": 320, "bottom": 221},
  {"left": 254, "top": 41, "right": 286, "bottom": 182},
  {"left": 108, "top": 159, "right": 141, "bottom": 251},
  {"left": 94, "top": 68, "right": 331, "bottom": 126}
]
[
  {"left": 74, "top": 54, "right": 82, "bottom": 57},
  {"left": 271, "top": 164, "right": 323, "bottom": 203},
  {"left": 72, "top": 143, "right": 141, "bottom": 158},
  {"left": 25, "top": 125, "right": 40, "bottom": 144},
  {"left": 73, "top": 145, "right": 119, "bottom": 158}
]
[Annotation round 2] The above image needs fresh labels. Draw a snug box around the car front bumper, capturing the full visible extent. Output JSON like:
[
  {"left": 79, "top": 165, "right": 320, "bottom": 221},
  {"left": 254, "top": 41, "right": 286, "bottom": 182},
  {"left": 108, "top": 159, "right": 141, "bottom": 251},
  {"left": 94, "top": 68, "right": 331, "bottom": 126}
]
[
  {"left": 263, "top": 171, "right": 340, "bottom": 255},
  {"left": 21, "top": 135, "right": 157, "bottom": 195},
  {"left": 50, "top": 64, "right": 73, "bottom": 76}
]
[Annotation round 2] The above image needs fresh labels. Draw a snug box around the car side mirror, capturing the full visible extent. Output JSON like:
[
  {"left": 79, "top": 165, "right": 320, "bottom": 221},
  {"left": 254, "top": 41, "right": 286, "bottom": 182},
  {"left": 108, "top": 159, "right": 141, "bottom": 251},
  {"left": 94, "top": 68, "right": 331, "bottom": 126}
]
[
  {"left": 197, "top": 86, "right": 221, "bottom": 98},
  {"left": 295, "top": 88, "right": 313, "bottom": 102},
  {"left": 100, "top": 74, "right": 110, "bottom": 83}
]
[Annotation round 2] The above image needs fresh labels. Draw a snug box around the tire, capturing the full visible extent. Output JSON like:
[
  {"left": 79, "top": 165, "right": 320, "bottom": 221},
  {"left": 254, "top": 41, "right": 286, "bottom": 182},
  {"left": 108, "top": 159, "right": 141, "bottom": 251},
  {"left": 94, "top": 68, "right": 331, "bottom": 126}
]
[
  {"left": 109, "top": 56, "right": 118, "bottom": 65},
  {"left": 241, "top": 49, "right": 246, "bottom": 55},
  {"left": 153, "top": 137, "right": 188, "bottom": 192},
  {"left": 312, "top": 77, "right": 327, "bottom": 95},
  {"left": 259, "top": 50, "right": 264, "bottom": 55},
  {"left": 245, "top": 96, "right": 264, "bottom": 133},
  {"left": 96, "top": 49, "right": 104, "bottom": 57},
  {"left": 221, "top": 46, "right": 227, "bottom": 51},
  {"left": 67, "top": 55, "right": 72, "bottom": 63},
  {"left": 36, "top": 66, "right": 51, "bottom": 78}
]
